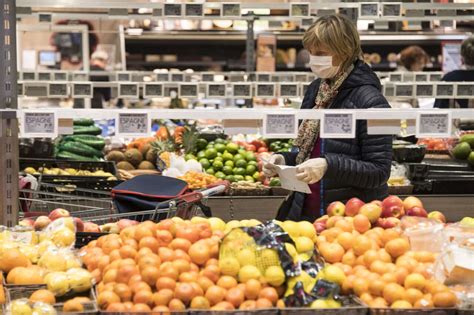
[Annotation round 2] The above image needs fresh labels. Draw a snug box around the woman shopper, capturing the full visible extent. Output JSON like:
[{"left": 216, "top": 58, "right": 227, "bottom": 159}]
[{"left": 263, "top": 14, "right": 392, "bottom": 222}]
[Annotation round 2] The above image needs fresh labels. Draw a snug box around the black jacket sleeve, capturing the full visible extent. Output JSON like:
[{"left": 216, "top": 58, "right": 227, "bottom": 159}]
[{"left": 323, "top": 86, "right": 392, "bottom": 189}]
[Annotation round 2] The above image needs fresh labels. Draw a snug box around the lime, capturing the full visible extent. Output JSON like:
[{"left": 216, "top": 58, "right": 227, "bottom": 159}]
[
  {"left": 224, "top": 160, "right": 234, "bottom": 168},
  {"left": 212, "top": 160, "right": 224, "bottom": 171},
  {"left": 225, "top": 175, "right": 235, "bottom": 182},
  {"left": 225, "top": 143, "right": 239, "bottom": 154},
  {"left": 214, "top": 156, "right": 224, "bottom": 162},
  {"left": 253, "top": 171, "right": 261, "bottom": 181},
  {"left": 215, "top": 143, "right": 226, "bottom": 153},
  {"left": 233, "top": 154, "right": 244, "bottom": 163},
  {"left": 215, "top": 171, "right": 226, "bottom": 179},
  {"left": 223, "top": 165, "right": 234, "bottom": 175},
  {"left": 246, "top": 164, "right": 257, "bottom": 175},
  {"left": 248, "top": 160, "right": 258, "bottom": 166},
  {"left": 217, "top": 152, "right": 222, "bottom": 157},
  {"left": 234, "top": 167, "right": 246, "bottom": 176},
  {"left": 185, "top": 154, "right": 196, "bottom": 161},
  {"left": 197, "top": 151, "right": 206, "bottom": 159},
  {"left": 245, "top": 152, "right": 257, "bottom": 162},
  {"left": 206, "top": 168, "right": 215, "bottom": 175},
  {"left": 238, "top": 149, "right": 246, "bottom": 155},
  {"left": 199, "top": 158, "right": 211, "bottom": 169},
  {"left": 196, "top": 138, "right": 208, "bottom": 150},
  {"left": 270, "top": 178, "right": 281, "bottom": 186},
  {"left": 215, "top": 138, "right": 226, "bottom": 144},
  {"left": 205, "top": 148, "right": 218, "bottom": 160},
  {"left": 208, "top": 141, "right": 215, "bottom": 146},
  {"left": 235, "top": 159, "right": 247, "bottom": 168},
  {"left": 222, "top": 151, "right": 234, "bottom": 161},
  {"left": 234, "top": 175, "right": 245, "bottom": 181},
  {"left": 245, "top": 176, "right": 255, "bottom": 183}
]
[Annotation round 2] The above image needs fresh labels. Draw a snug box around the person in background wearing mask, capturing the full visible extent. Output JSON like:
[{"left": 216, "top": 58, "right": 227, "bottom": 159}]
[
  {"left": 263, "top": 14, "right": 392, "bottom": 222},
  {"left": 398, "top": 45, "right": 429, "bottom": 72},
  {"left": 435, "top": 36, "right": 474, "bottom": 108}
]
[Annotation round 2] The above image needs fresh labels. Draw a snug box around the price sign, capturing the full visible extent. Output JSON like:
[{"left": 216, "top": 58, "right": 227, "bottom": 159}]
[
  {"left": 72, "top": 72, "right": 89, "bottom": 81},
  {"left": 201, "top": 73, "right": 215, "bottom": 82},
  {"left": 456, "top": 84, "right": 474, "bottom": 98},
  {"left": 416, "top": 112, "right": 452, "bottom": 138},
  {"left": 290, "top": 3, "right": 310, "bottom": 17},
  {"left": 257, "top": 74, "right": 271, "bottom": 82},
  {"left": 207, "top": 83, "right": 227, "bottom": 98},
  {"left": 229, "top": 74, "right": 245, "bottom": 82},
  {"left": 436, "top": 84, "right": 454, "bottom": 97},
  {"left": 53, "top": 72, "right": 67, "bottom": 81},
  {"left": 301, "top": 18, "right": 315, "bottom": 28},
  {"left": 221, "top": 3, "right": 240, "bottom": 17},
  {"left": 360, "top": 3, "right": 379, "bottom": 18},
  {"left": 321, "top": 112, "right": 356, "bottom": 139},
  {"left": 157, "top": 73, "right": 170, "bottom": 82},
  {"left": 256, "top": 84, "right": 276, "bottom": 98},
  {"left": 438, "top": 9, "right": 456, "bottom": 17},
  {"left": 144, "top": 83, "right": 163, "bottom": 97},
  {"left": 415, "top": 74, "right": 428, "bottom": 82},
  {"left": 382, "top": 3, "right": 401, "bottom": 17},
  {"left": 23, "top": 72, "right": 35, "bottom": 80},
  {"left": 153, "top": 8, "right": 162, "bottom": 16},
  {"left": 39, "top": 14, "right": 52, "bottom": 22},
  {"left": 395, "top": 84, "right": 414, "bottom": 97},
  {"left": 185, "top": 3, "right": 203, "bottom": 16},
  {"left": 232, "top": 83, "right": 252, "bottom": 98},
  {"left": 317, "top": 9, "right": 336, "bottom": 17},
  {"left": 117, "top": 72, "right": 131, "bottom": 82},
  {"left": 22, "top": 111, "right": 57, "bottom": 138},
  {"left": 24, "top": 83, "right": 48, "bottom": 97},
  {"left": 171, "top": 73, "right": 184, "bottom": 82},
  {"left": 119, "top": 83, "right": 139, "bottom": 98},
  {"left": 430, "top": 74, "right": 443, "bottom": 81},
  {"left": 73, "top": 83, "right": 93, "bottom": 98},
  {"left": 263, "top": 114, "right": 297, "bottom": 138},
  {"left": 440, "top": 20, "right": 454, "bottom": 28},
  {"left": 295, "top": 74, "right": 309, "bottom": 83},
  {"left": 48, "top": 83, "right": 69, "bottom": 97},
  {"left": 179, "top": 84, "right": 198, "bottom": 98},
  {"left": 416, "top": 84, "right": 434, "bottom": 97},
  {"left": 164, "top": 3, "right": 182, "bottom": 16},
  {"left": 384, "top": 84, "right": 395, "bottom": 97},
  {"left": 38, "top": 72, "right": 51, "bottom": 81},
  {"left": 279, "top": 84, "right": 299, "bottom": 98},
  {"left": 389, "top": 73, "right": 402, "bottom": 82},
  {"left": 117, "top": 112, "right": 150, "bottom": 137},
  {"left": 406, "top": 10, "right": 425, "bottom": 17}
]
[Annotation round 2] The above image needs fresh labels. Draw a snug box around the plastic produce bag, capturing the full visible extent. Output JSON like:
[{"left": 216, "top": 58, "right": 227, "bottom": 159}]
[
  {"left": 6, "top": 299, "right": 57, "bottom": 315},
  {"left": 44, "top": 268, "right": 93, "bottom": 296}
]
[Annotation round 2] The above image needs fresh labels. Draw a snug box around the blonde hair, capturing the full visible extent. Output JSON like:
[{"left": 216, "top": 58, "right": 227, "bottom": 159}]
[{"left": 303, "top": 14, "right": 363, "bottom": 71}]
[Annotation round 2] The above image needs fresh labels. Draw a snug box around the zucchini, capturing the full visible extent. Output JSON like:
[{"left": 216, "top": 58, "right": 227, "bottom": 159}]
[
  {"left": 73, "top": 118, "right": 95, "bottom": 127},
  {"left": 73, "top": 125, "right": 102, "bottom": 136},
  {"left": 60, "top": 141, "right": 103, "bottom": 158},
  {"left": 63, "top": 135, "right": 105, "bottom": 150},
  {"left": 56, "top": 151, "right": 99, "bottom": 161}
]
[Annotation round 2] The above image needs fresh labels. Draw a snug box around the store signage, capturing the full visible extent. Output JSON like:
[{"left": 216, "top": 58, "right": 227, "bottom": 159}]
[
  {"left": 221, "top": 3, "right": 241, "bottom": 17},
  {"left": 321, "top": 112, "right": 356, "bottom": 139},
  {"left": 22, "top": 111, "right": 57, "bottom": 138},
  {"left": 257, "top": 73, "right": 271, "bottom": 82},
  {"left": 164, "top": 3, "right": 182, "bottom": 17},
  {"left": 118, "top": 83, "right": 139, "bottom": 98},
  {"left": 171, "top": 73, "right": 184, "bottom": 82},
  {"left": 359, "top": 3, "right": 379, "bottom": 18},
  {"left": 256, "top": 84, "right": 276, "bottom": 98},
  {"left": 416, "top": 112, "right": 452, "bottom": 138},
  {"left": 263, "top": 113, "right": 298, "bottom": 139},
  {"left": 384, "top": 84, "right": 395, "bottom": 97},
  {"left": 156, "top": 73, "right": 170, "bottom": 82},
  {"left": 389, "top": 73, "right": 402, "bottom": 82},
  {"left": 207, "top": 83, "right": 227, "bottom": 98},
  {"left": 117, "top": 112, "right": 150, "bottom": 137},
  {"left": 185, "top": 3, "right": 203, "bottom": 16},
  {"left": 53, "top": 72, "right": 68, "bottom": 81},
  {"left": 232, "top": 83, "right": 252, "bottom": 98},
  {"left": 382, "top": 3, "right": 401, "bottom": 17},
  {"left": 436, "top": 84, "right": 455, "bottom": 98},
  {"left": 279, "top": 84, "right": 299, "bottom": 98},
  {"left": 38, "top": 72, "right": 51, "bottom": 81},
  {"left": 48, "top": 83, "right": 69, "bottom": 97},
  {"left": 22, "top": 72, "right": 36, "bottom": 81},
  {"left": 117, "top": 72, "right": 131, "bottom": 82},
  {"left": 143, "top": 83, "right": 163, "bottom": 97},
  {"left": 24, "top": 83, "right": 48, "bottom": 97},
  {"left": 201, "top": 73, "right": 215, "bottom": 82},
  {"left": 72, "top": 83, "right": 93, "bottom": 98},
  {"left": 290, "top": 3, "right": 310, "bottom": 17},
  {"left": 430, "top": 74, "right": 443, "bottom": 82},
  {"left": 301, "top": 18, "right": 315, "bottom": 28},
  {"left": 72, "top": 72, "right": 89, "bottom": 81},
  {"left": 456, "top": 84, "right": 474, "bottom": 98},
  {"left": 179, "top": 84, "right": 199, "bottom": 98},
  {"left": 416, "top": 84, "right": 434, "bottom": 97},
  {"left": 395, "top": 84, "right": 414, "bottom": 97},
  {"left": 415, "top": 74, "right": 428, "bottom": 82}
]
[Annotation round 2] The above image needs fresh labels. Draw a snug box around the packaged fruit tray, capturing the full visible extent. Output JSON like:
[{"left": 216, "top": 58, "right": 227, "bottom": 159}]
[{"left": 368, "top": 308, "right": 457, "bottom": 315}]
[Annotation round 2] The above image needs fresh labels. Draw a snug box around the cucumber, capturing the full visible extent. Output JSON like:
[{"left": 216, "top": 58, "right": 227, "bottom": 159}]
[
  {"left": 63, "top": 135, "right": 105, "bottom": 150},
  {"left": 73, "top": 118, "right": 95, "bottom": 126},
  {"left": 73, "top": 125, "right": 102, "bottom": 136},
  {"left": 60, "top": 141, "right": 103, "bottom": 158},
  {"left": 460, "top": 134, "right": 474, "bottom": 149},
  {"left": 56, "top": 151, "right": 99, "bottom": 161}
]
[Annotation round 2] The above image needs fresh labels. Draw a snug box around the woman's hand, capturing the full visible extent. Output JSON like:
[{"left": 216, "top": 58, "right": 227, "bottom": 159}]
[
  {"left": 262, "top": 154, "right": 285, "bottom": 178},
  {"left": 296, "top": 158, "right": 328, "bottom": 184}
]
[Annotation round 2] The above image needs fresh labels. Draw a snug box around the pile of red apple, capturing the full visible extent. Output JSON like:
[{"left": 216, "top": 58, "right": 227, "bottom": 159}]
[
  {"left": 19, "top": 208, "right": 139, "bottom": 234},
  {"left": 314, "top": 195, "right": 447, "bottom": 233}
]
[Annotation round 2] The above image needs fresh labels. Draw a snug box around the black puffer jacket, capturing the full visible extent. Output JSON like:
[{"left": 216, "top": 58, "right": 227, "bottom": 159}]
[{"left": 277, "top": 60, "right": 392, "bottom": 222}]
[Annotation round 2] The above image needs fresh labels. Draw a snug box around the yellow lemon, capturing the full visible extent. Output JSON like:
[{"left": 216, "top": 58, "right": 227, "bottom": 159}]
[
  {"left": 298, "top": 221, "right": 316, "bottom": 239},
  {"left": 237, "top": 248, "right": 256, "bottom": 267},
  {"left": 238, "top": 265, "right": 261, "bottom": 283},
  {"left": 295, "top": 236, "right": 314, "bottom": 253},
  {"left": 264, "top": 266, "right": 285, "bottom": 286},
  {"left": 219, "top": 257, "right": 240, "bottom": 277}
]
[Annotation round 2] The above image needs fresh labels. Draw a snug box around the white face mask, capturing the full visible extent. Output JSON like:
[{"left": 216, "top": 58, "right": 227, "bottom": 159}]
[{"left": 309, "top": 55, "right": 340, "bottom": 78}]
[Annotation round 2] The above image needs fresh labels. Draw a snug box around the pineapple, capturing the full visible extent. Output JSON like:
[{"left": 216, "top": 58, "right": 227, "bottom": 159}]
[{"left": 181, "top": 126, "right": 199, "bottom": 155}]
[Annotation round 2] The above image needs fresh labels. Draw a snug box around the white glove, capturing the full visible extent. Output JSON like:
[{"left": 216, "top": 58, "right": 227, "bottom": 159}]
[
  {"left": 296, "top": 158, "right": 328, "bottom": 184},
  {"left": 262, "top": 154, "right": 285, "bottom": 178}
]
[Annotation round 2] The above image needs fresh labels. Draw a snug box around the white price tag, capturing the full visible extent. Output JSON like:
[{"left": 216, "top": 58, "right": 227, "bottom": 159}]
[
  {"left": 416, "top": 84, "right": 434, "bottom": 97},
  {"left": 72, "top": 83, "right": 93, "bottom": 98},
  {"left": 164, "top": 3, "right": 182, "bottom": 16},
  {"left": 201, "top": 73, "right": 215, "bottom": 82},
  {"left": 207, "top": 83, "right": 227, "bottom": 98},
  {"left": 157, "top": 73, "right": 170, "bottom": 82},
  {"left": 171, "top": 73, "right": 184, "bottom": 82},
  {"left": 290, "top": 3, "right": 310, "bottom": 17},
  {"left": 456, "top": 84, "right": 474, "bottom": 98},
  {"left": 256, "top": 84, "right": 276, "bottom": 98},
  {"left": 117, "top": 72, "right": 131, "bottom": 82},
  {"left": 395, "top": 84, "right": 414, "bottom": 97},
  {"left": 38, "top": 72, "right": 51, "bottom": 81},
  {"left": 185, "top": 3, "right": 203, "bottom": 16},
  {"left": 415, "top": 74, "right": 428, "bottom": 82},
  {"left": 221, "top": 3, "right": 241, "bottom": 17},
  {"left": 279, "top": 84, "right": 299, "bottom": 97},
  {"left": 360, "top": 2, "right": 379, "bottom": 18},
  {"left": 232, "top": 83, "right": 252, "bottom": 98},
  {"left": 118, "top": 83, "right": 139, "bottom": 98},
  {"left": 382, "top": 3, "right": 401, "bottom": 17},
  {"left": 117, "top": 112, "right": 150, "bottom": 137},
  {"left": 436, "top": 84, "right": 454, "bottom": 98},
  {"left": 22, "top": 111, "right": 57, "bottom": 138},
  {"left": 320, "top": 112, "right": 355, "bottom": 139},
  {"left": 263, "top": 114, "right": 297, "bottom": 139},
  {"left": 179, "top": 83, "right": 198, "bottom": 98},
  {"left": 22, "top": 72, "right": 36, "bottom": 80},
  {"left": 48, "top": 83, "right": 69, "bottom": 97},
  {"left": 389, "top": 73, "right": 402, "bottom": 82},
  {"left": 143, "top": 83, "right": 163, "bottom": 97},
  {"left": 257, "top": 74, "right": 271, "bottom": 82},
  {"left": 24, "top": 83, "right": 48, "bottom": 97},
  {"left": 53, "top": 72, "right": 68, "bottom": 81},
  {"left": 416, "top": 112, "right": 452, "bottom": 138}
]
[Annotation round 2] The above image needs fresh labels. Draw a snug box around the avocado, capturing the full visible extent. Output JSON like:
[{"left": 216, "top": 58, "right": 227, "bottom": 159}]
[
  {"left": 460, "top": 134, "right": 474, "bottom": 149},
  {"left": 453, "top": 142, "right": 472, "bottom": 160},
  {"left": 468, "top": 152, "right": 474, "bottom": 167},
  {"left": 117, "top": 161, "right": 135, "bottom": 170},
  {"left": 106, "top": 150, "right": 125, "bottom": 163},
  {"left": 138, "top": 161, "right": 156, "bottom": 170},
  {"left": 124, "top": 148, "right": 143, "bottom": 167}
]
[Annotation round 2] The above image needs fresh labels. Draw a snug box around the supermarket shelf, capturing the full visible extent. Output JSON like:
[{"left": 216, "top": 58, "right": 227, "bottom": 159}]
[{"left": 127, "top": 60, "right": 228, "bottom": 68}]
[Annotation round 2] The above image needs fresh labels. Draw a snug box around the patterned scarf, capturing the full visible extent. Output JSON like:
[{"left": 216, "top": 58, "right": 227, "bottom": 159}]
[{"left": 294, "top": 64, "right": 354, "bottom": 164}]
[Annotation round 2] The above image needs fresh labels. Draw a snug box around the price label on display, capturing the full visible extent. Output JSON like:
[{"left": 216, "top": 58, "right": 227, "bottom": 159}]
[
  {"left": 382, "top": 3, "right": 401, "bottom": 17},
  {"left": 73, "top": 83, "right": 92, "bottom": 98},
  {"left": 23, "top": 72, "right": 35, "bottom": 80},
  {"left": 321, "top": 112, "right": 355, "bottom": 139},
  {"left": 25, "top": 84, "right": 48, "bottom": 97},
  {"left": 290, "top": 3, "right": 310, "bottom": 17},
  {"left": 72, "top": 72, "right": 89, "bottom": 81},
  {"left": 301, "top": 18, "right": 315, "bottom": 28},
  {"left": 295, "top": 74, "right": 309, "bottom": 83},
  {"left": 185, "top": 3, "right": 203, "bottom": 16},
  {"left": 38, "top": 72, "right": 51, "bottom": 81},
  {"left": 156, "top": 73, "right": 169, "bottom": 82},
  {"left": 53, "top": 72, "right": 67, "bottom": 81},
  {"left": 417, "top": 112, "right": 451, "bottom": 138},
  {"left": 279, "top": 84, "right": 299, "bottom": 97},
  {"left": 117, "top": 72, "right": 131, "bottom": 82},
  {"left": 436, "top": 84, "right": 454, "bottom": 97},
  {"left": 430, "top": 74, "right": 443, "bottom": 81},
  {"left": 22, "top": 111, "right": 57, "bottom": 137},
  {"left": 415, "top": 74, "right": 428, "bottom": 82},
  {"left": 48, "top": 83, "right": 68, "bottom": 97},
  {"left": 384, "top": 84, "right": 395, "bottom": 97},
  {"left": 119, "top": 84, "right": 139, "bottom": 98},
  {"left": 257, "top": 74, "right": 271, "bottom": 82},
  {"left": 144, "top": 83, "right": 163, "bottom": 97},
  {"left": 406, "top": 10, "right": 425, "bottom": 17},
  {"left": 389, "top": 73, "right": 402, "bottom": 82},
  {"left": 232, "top": 84, "right": 252, "bottom": 98},
  {"left": 207, "top": 84, "right": 227, "bottom": 98},
  {"left": 164, "top": 3, "right": 182, "bottom": 16},
  {"left": 416, "top": 84, "right": 434, "bottom": 97},
  {"left": 395, "top": 85, "right": 414, "bottom": 97},
  {"left": 221, "top": 3, "right": 241, "bottom": 17},
  {"left": 263, "top": 114, "right": 297, "bottom": 138},
  {"left": 256, "top": 84, "right": 276, "bottom": 98},
  {"left": 201, "top": 73, "right": 215, "bottom": 82},
  {"left": 457, "top": 84, "right": 474, "bottom": 97},
  {"left": 171, "top": 73, "right": 184, "bottom": 82},
  {"left": 117, "top": 113, "right": 149, "bottom": 137},
  {"left": 179, "top": 84, "right": 198, "bottom": 97},
  {"left": 360, "top": 3, "right": 379, "bottom": 17}
]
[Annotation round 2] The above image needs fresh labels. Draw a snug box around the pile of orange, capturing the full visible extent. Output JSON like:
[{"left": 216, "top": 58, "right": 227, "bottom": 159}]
[
  {"left": 81, "top": 218, "right": 284, "bottom": 312},
  {"left": 315, "top": 215, "right": 457, "bottom": 309}
]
